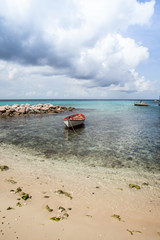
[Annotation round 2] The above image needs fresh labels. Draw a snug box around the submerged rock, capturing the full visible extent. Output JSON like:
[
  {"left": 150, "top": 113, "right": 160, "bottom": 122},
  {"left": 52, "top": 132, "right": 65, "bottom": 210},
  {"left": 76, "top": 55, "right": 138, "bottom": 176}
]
[
  {"left": 67, "top": 107, "right": 75, "bottom": 111},
  {"left": 2, "top": 112, "right": 10, "bottom": 117}
]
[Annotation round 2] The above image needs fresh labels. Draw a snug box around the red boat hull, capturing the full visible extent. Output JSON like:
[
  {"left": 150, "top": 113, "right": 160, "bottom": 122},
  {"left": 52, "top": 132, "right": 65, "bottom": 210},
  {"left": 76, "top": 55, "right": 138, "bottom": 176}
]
[{"left": 63, "top": 113, "right": 86, "bottom": 127}]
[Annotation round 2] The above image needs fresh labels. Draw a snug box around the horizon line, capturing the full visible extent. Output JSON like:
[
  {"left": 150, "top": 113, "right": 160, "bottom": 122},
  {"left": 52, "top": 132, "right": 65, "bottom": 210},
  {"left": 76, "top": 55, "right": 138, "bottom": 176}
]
[{"left": 0, "top": 98, "right": 158, "bottom": 101}]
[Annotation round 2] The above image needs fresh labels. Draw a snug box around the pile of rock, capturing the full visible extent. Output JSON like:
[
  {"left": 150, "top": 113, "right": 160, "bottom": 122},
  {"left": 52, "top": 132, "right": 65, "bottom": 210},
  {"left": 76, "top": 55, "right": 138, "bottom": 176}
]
[{"left": 0, "top": 103, "right": 75, "bottom": 118}]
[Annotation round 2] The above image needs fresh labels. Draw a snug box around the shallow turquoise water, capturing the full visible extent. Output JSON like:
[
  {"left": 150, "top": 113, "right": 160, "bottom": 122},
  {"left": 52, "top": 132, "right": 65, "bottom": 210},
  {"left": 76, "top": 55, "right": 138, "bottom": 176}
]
[{"left": 0, "top": 100, "right": 160, "bottom": 172}]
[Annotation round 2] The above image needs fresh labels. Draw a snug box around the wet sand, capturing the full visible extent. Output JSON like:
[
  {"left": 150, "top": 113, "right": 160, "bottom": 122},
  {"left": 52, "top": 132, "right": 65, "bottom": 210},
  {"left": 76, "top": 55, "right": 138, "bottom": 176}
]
[{"left": 0, "top": 144, "right": 160, "bottom": 240}]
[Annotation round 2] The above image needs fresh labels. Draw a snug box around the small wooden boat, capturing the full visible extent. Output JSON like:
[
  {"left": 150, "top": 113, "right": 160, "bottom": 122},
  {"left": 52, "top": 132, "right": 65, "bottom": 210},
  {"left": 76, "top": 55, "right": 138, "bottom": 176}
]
[
  {"left": 134, "top": 101, "right": 150, "bottom": 106},
  {"left": 63, "top": 113, "right": 86, "bottom": 128}
]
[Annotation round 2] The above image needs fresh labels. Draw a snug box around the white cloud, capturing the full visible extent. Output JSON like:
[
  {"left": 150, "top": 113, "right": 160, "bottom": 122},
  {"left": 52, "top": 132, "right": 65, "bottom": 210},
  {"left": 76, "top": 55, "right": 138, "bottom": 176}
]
[
  {"left": 25, "top": 91, "right": 37, "bottom": 97},
  {"left": 0, "top": 0, "right": 156, "bottom": 98},
  {"left": 72, "top": 33, "right": 149, "bottom": 91},
  {"left": 8, "top": 68, "right": 18, "bottom": 80}
]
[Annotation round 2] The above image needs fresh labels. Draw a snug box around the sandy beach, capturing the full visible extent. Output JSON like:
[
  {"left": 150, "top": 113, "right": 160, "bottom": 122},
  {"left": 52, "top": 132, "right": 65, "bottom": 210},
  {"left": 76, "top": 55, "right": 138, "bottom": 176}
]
[
  {"left": 0, "top": 144, "right": 160, "bottom": 240},
  {"left": 0, "top": 0, "right": 160, "bottom": 237}
]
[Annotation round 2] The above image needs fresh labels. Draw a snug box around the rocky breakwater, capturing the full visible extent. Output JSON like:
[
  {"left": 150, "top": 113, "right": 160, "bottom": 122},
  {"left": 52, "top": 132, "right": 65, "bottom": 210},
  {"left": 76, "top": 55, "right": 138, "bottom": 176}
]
[{"left": 0, "top": 103, "right": 75, "bottom": 118}]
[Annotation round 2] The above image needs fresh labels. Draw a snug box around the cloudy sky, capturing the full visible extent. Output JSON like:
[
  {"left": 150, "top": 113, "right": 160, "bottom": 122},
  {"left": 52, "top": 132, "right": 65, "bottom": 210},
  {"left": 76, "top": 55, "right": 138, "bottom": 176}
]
[{"left": 0, "top": 0, "right": 159, "bottom": 99}]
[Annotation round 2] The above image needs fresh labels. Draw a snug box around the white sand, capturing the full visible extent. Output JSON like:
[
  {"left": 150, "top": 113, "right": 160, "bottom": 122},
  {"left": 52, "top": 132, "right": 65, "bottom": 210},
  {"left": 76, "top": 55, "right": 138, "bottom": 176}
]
[{"left": 0, "top": 144, "right": 160, "bottom": 240}]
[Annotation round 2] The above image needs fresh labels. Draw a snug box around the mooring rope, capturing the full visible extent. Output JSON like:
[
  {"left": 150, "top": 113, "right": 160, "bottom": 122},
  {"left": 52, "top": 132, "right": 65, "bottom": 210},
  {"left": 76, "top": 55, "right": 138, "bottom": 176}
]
[{"left": 68, "top": 119, "right": 78, "bottom": 135}]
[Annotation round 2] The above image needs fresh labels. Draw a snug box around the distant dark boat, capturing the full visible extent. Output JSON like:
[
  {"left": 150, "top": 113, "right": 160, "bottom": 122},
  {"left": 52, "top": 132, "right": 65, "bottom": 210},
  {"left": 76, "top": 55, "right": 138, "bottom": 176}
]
[
  {"left": 63, "top": 113, "right": 86, "bottom": 128},
  {"left": 134, "top": 101, "right": 150, "bottom": 106}
]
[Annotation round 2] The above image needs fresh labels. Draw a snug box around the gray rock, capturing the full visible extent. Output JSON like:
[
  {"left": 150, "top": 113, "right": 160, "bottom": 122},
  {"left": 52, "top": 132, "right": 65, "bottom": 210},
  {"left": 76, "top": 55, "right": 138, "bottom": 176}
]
[
  {"left": 19, "top": 107, "right": 26, "bottom": 114},
  {"left": 25, "top": 104, "right": 30, "bottom": 108},
  {"left": 0, "top": 106, "right": 6, "bottom": 112},
  {"left": 67, "top": 107, "right": 75, "bottom": 111},
  {"left": 20, "top": 104, "right": 25, "bottom": 108},
  {"left": 54, "top": 109, "right": 61, "bottom": 113},
  {"left": 9, "top": 108, "right": 15, "bottom": 113},
  {"left": 5, "top": 105, "right": 10, "bottom": 110},
  {"left": 0, "top": 103, "right": 75, "bottom": 117},
  {"left": 34, "top": 109, "right": 41, "bottom": 113},
  {"left": 41, "top": 107, "right": 49, "bottom": 111},
  {"left": 2, "top": 112, "right": 10, "bottom": 117},
  {"left": 25, "top": 107, "right": 31, "bottom": 113},
  {"left": 36, "top": 104, "right": 43, "bottom": 108},
  {"left": 61, "top": 106, "right": 67, "bottom": 110},
  {"left": 12, "top": 104, "right": 19, "bottom": 108}
]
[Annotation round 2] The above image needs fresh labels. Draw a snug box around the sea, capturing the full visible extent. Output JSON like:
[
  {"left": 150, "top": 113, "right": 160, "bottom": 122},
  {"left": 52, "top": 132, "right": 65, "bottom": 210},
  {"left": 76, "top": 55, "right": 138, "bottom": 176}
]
[{"left": 0, "top": 99, "right": 160, "bottom": 176}]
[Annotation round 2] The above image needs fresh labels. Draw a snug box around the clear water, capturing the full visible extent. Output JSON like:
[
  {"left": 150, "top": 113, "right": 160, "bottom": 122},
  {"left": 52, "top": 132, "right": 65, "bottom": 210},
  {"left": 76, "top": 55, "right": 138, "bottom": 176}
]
[{"left": 0, "top": 100, "right": 160, "bottom": 173}]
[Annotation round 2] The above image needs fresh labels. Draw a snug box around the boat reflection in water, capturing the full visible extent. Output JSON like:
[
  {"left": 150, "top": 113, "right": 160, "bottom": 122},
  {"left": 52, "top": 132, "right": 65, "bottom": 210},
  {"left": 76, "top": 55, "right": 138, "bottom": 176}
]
[{"left": 63, "top": 122, "right": 85, "bottom": 141}]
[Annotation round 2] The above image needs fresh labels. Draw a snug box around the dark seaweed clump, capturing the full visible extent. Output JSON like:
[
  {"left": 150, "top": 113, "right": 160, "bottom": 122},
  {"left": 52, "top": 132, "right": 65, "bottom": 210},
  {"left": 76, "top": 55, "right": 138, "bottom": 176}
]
[{"left": 0, "top": 165, "right": 9, "bottom": 171}]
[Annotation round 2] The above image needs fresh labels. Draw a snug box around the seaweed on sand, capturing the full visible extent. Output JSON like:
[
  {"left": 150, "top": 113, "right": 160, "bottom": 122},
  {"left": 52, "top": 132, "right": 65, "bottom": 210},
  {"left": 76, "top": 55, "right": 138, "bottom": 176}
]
[
  {"left": 142, "top": 182, "right": 149, "bottom": 186},
  {"left": 21, "top": 192, "right": 31, "bottom": 200},
  {"left": 129, "top": 184, "right": 141, "bottom": 189},
  {"left": 16, "top": 202, "right": 22, "bottom": 207},
  {"left": 62, "top": 213, "right": 69, "bottom": 219},
  {"left": 50, "top": 206, "right": 69, "bottom": 222},
  {"left": 7, "top": 207, "right": 14, "bottom": 210},
  {"left": 50, "top": 217, "right": 61, "bottom": 222},
  {"left": 55, "top": 190, "right": 72, "bottom": 199},
  {"left": 0, "top": 165, "right": 9, "bottom": 171},
  {"left": 45, "top": 205, "right": 53, "bottom": 212},
  {"left": 111, "top": 214, "right": 121, "bottom": 221},
  {"left": 58, "top": 206, "right": 66, "bottom": 212},
  {"left": 86, "top": 215, "right": 92, "bottom": 218},
  {"left": 116, "top": 188, "right": 123, "bottom": 191},
  {"left": 7, "top": 179, "right": 17, "bottom": 184},
  {"left": 14, "top": 188, "right": 31, "bottom": 200},
  {"left": 127, "top": 229, "right": 142, "bottom": 235},
  {"left": 15, "top": 187, "right": 22, "bottom": 193}
]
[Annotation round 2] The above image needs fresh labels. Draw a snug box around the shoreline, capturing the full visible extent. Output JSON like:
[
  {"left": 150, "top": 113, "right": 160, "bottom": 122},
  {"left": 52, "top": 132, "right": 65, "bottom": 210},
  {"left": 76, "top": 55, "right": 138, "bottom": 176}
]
[{"left": 0, "top": 144, "right": 160, "bottom": 240}]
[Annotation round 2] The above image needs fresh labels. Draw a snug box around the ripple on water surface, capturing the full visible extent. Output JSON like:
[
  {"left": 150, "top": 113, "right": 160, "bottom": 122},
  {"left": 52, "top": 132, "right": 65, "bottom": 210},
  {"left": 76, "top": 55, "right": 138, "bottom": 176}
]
[{"left": 0, "top": 100, "right": 160, "bottom": 174}]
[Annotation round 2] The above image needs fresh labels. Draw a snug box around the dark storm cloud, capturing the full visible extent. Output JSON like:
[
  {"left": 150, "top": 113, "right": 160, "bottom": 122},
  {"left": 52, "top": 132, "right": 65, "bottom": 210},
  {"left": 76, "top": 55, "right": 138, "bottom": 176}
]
[{"left": 0, "top": 17, "right": 71, "bottom": 69}]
